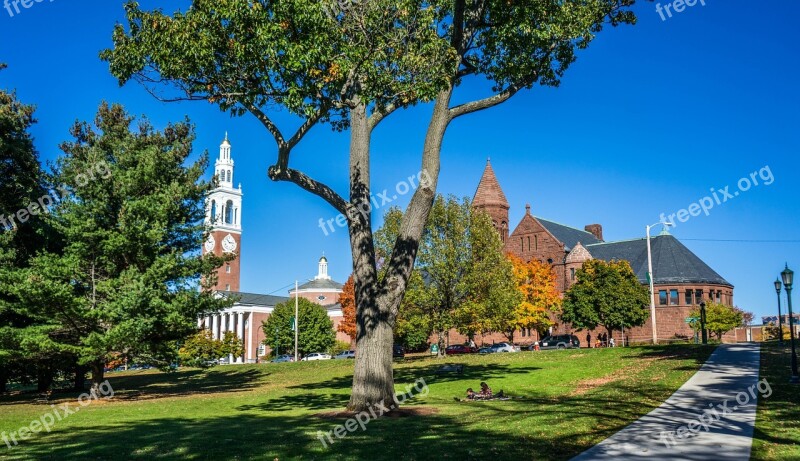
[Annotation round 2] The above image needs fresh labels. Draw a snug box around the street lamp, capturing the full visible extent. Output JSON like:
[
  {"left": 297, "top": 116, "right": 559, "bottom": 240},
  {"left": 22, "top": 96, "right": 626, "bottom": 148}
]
[
  {"left": 646, "top": 220, "right": 674, "bottom": 345},
  {"left": 775, "top": 278, "right": 784, "bottom": 345},
  {"left": 699, "top": 301, "right": 708, "bottom": 345},
  {"left": 781, "top": 264, "right": 798, "bottom": 384}
]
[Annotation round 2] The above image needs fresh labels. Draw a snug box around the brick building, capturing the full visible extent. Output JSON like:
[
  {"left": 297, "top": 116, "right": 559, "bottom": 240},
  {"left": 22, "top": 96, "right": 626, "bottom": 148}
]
[
  {"left": 464, "top": 160, "right": 736, "bottom": 346},
  {"left": 198, "top": 136, "right": 346, "bottom": 363}
]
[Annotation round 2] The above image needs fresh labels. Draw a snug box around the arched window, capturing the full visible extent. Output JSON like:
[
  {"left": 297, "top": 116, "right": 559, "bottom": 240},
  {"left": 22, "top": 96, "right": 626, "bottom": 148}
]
[
  {"left": 210, "top": 200, "right": 217, "bottom": 223},
  {"left": 226, "top": 170, "right": 231, "bottom": 183},
  {"left": 225, "top": 200, "right": 233, "bottom": 224}
]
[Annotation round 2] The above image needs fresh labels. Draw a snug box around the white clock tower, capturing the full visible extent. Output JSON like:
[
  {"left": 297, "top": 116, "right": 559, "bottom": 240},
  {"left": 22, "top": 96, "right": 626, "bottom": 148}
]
[{"left": 203, "top": 133, "right": 243, "bottom": 292}]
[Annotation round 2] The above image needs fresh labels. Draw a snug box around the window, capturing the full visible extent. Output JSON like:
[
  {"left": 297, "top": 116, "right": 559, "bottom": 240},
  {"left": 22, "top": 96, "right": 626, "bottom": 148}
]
[
  {"left": 570, "top": 268, "right": 576, "bottom": 281},
  {"left": 225, "top": 200, "right": 233, "bottom": 224},
  {"left": 659, "top": 290, "right": 668, "bottom": 306},
  {"left": 521, "top": 329, "right": 526, "bottom": 337},
  {"left": 716, "top": 291, "right": 721, "bottom": 303},
  {"left": 535, "top": 235, "right": 539, "bottom": 250},
  {"left": 226, "top": 265, "right": 231, "bottom": 274},
  {"left": 669, "top": 289, "right": 679, "bottom": 306},
  {"left": 527, "top": 236, "right": 531, "bottom": 251},
  {"left": 210, "top": 200, "right": 217, "bottom": 223},
  {"left": 225, "top": 284, "right": 231, "bottom": 291},
  {"left": 695, "top": 289, "right": 703, "bottom": 302},
  {"left": 226, "top": 170, "right": 231, "bottom": 182},
  {"left": 685, "top": 289, "right": 693, "bottom": 305}
]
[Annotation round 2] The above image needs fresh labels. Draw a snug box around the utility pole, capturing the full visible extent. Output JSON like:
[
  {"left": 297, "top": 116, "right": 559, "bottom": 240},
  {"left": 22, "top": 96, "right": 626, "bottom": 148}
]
[{"left": 294, "top": 280, "right": 299, "bottom": 362}]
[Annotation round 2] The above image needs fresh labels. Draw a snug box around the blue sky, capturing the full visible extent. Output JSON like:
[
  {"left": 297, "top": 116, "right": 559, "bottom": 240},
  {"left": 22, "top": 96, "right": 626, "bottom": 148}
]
[{"left": 1, "top": 1, "right": 798, "bottom": 321}]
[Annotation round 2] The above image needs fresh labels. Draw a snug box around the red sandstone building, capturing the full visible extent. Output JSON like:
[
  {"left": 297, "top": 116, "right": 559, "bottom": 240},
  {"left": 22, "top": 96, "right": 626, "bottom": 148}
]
[{"left": 469, "top": 160, "right": 734, "bottom": 346}]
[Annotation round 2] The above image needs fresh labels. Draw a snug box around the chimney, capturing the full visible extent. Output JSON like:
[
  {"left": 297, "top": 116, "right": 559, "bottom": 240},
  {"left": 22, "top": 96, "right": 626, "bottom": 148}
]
[{"left": 585, "top": 224, "right": 603, "bottom": 242}]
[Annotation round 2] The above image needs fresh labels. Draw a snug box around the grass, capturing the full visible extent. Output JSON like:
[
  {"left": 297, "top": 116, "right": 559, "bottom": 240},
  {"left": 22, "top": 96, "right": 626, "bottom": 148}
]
[
  {"left": 751, "top": 342, "right": 800, "bottom": 460},
  {"left": 0, "top": 345, "right": 715, "bottom": 461}
]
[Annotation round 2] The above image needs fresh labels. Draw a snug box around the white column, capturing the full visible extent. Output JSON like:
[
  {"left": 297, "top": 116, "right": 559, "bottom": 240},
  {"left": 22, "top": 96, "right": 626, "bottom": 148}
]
[
  {"left": 236, "top": 312, "right": 245, "bottom": 363},
  {"left": 212, "top": 315, "right": 220, "bottom": 340},
  {"left": 226, "top": 313, "right": 234, "bottom": 364},
  {"left": 197, "top": 317, "right": 203, "bottom": 328},
  {"left": 247, "top": 312, "right": 254, "bottom": 363},
  {"left": 205, "top": 315, "right": 211, "bottom": 332}
]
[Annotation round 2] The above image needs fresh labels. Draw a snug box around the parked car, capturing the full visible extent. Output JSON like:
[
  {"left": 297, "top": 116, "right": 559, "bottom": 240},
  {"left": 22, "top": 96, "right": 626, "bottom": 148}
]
[
  {"left": 301, "top": 353, "right": 332, "bottom": 361},
  {"left": 271, "top": 354, "right": 295, "bottom": 363},
  {"left": 489, "top": 342, "right": 520, "bottom": 353},
  {"left": 392, "top": 344, "right": 405, "bottom": 358},
  {"left": 334, "top": 350, "right": 356, "bottom": 359},
  {"left": 536, "top": 334, "right": 581, "bottom": 350},
  {"left": 478, "top": 346, "right": 493, "bottom": 354},
  {"left": 445, "top": 344, "right": 478, "bottom": 355}
]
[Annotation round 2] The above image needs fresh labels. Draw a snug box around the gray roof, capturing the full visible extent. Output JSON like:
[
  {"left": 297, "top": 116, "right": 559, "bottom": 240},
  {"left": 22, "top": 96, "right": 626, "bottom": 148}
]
[
  {"left": 536, "top": 217, "right": 602, "bottom": 250},
  {"left": 295, "top": 278, "right": 344, "bottom": 292},
  {"left": 586, "top": 234, "right": 732, "bottom": 287},
  {"left": 220, "top": 291, "right": 289, "bottom": 307}
]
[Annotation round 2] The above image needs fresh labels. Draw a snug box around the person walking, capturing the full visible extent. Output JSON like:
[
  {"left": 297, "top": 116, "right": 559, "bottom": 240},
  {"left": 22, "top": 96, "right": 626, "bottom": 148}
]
[{"left": 586, "top": 332, "right": 592, "bottom": 348}]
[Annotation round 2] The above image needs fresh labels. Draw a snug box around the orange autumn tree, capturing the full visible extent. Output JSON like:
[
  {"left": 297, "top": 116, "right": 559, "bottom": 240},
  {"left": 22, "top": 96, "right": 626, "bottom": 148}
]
[
  {"left": 507, "top": 254, "right": 561, "bottom": 337},
  {"left": 337, "top": 275, "right": 357, "bottom": 345}
]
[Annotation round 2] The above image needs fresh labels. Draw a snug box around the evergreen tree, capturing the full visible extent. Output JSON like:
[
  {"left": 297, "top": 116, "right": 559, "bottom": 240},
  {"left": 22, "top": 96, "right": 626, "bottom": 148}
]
[{"left": 10, "top": 103, "right": 232, "bottom": 389}]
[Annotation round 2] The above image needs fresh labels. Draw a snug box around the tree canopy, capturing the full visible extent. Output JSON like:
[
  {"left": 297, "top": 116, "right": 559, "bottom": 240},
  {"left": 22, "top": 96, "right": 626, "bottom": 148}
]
[
  {"left": 262, "top": 297, "right": 336, "bottom": 357},
  {"left": 104, "top": 0, "right": 638, "bottom": 411}
]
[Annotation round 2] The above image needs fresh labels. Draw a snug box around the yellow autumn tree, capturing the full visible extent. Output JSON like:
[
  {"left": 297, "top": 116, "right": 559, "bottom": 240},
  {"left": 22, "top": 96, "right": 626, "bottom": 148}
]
[{"left": 507, "top": 253, "right": 561, "bottom": 336}]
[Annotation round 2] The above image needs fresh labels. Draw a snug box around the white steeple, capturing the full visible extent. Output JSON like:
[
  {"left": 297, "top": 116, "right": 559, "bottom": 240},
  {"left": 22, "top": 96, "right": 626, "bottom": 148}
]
[
  {"left": 315, "top": 255, "right": 331, "bottom": 280},
  {"left": 206, "top": 133, "right": 243, "bottom": 231}
]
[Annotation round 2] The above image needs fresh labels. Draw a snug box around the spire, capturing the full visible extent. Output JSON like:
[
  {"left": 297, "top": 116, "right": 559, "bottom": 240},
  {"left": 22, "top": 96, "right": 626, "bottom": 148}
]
[{"left": 472, "top": 159, "right": 509, "bottom": 209}]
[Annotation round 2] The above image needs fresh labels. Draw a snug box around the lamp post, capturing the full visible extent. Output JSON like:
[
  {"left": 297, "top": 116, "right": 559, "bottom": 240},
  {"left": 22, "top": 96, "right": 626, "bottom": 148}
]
[
  {"left": 646, "top": 221, "right": 674, "bottom": 345},
  {"left": 781, "top": 264, "right": 798, "bottom": 384},
  {"left": 699, "top": 301, "right": 708, "bottom": 345},
  {"left": 775, "top": 278, "right": 784, "bottom": 345}
]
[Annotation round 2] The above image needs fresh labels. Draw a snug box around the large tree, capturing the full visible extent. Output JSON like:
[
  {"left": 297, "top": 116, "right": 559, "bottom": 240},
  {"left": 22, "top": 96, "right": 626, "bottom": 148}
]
[
  {"left": 561, "top": 259, "right": 650, "bottom": 339},
  {"left": 262, "top": 297, "right": 336, "bottom": 357},
  {"left": 380, "top": 196, "right": 519, "bottom": 355},
  {"left": 9, "top": 103, "right": 231, "bottom": 389},
  {"left": 104, "top": 0, "right": 637, "bottom": 411},
  {"left": 508, "top": 253, "right": 561, "bottom": 339}
]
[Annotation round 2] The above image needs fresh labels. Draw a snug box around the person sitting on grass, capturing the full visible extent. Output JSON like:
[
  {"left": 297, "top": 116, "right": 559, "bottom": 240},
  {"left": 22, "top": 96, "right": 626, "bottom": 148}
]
[
  {"left": 476, "top": 382, "right": 492, "bottom": 400},
  {"left": 466, "top": 388, "right": 476, "bottom": 400}
]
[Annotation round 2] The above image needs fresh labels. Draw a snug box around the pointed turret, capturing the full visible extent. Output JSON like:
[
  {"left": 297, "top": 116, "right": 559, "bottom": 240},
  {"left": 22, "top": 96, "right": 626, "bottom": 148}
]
[{"left": 472, "top": 159, "right": 510, "bottom": 241}]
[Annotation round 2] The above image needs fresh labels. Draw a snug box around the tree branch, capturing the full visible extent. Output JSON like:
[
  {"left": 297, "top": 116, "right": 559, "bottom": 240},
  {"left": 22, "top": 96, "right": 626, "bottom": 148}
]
[
  {"left": 267, "top": 166, "right": 348, "bottom": 215},
  {"left": 246, "top": 103, "right": 286, "bottom": 148},
  {"left": 448, "top": 79, "right": 532, "bottom": 120}
]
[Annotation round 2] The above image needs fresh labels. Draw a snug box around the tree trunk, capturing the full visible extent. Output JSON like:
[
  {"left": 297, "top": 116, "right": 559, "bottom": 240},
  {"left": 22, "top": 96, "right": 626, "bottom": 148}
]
[
  {"left": 0, "top": 367, "right": 8, "bottom": 394},
  {"left": 437, "top": 330, "right": 446, "bottom": 358},
  {"left": 36, "top": 365, "right": 54, "bottom": 393},
  {"left": 73, "top": 363, "right": 87, "bottom": 391},
  {"left": 348, "top": 86, "right": 454, "bottom": 412},
  {"left": 90, "top": 360, "right": 105, "bottom": 392}
]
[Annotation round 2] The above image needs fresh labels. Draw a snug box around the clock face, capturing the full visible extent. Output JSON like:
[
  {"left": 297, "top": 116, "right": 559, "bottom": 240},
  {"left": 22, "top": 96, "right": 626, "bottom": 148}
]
[
  {"left": 204, "top": 235, "right": 215, "bottom": 252},
  {"left": 222, "top": 234, "right": 237, "bottom": 253}
]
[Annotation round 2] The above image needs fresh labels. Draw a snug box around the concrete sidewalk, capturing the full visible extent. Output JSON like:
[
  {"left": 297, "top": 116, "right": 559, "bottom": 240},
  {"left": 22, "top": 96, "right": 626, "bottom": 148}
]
[{"left": 571, "top": 343, "right": 764, "bottom": 461}]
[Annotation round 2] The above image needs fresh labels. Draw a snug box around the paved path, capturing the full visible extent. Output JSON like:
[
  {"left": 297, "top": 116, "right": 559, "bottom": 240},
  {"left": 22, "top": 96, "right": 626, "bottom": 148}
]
[{"left": 571, "top": 343, "right": 763, "bottom": 461}]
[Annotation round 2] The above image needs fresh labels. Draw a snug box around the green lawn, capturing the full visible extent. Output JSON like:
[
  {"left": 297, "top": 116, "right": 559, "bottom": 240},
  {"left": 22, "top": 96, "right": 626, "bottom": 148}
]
[
  {"left": 0, "top": 346, "right": 714, "bottom": 461},
  {"left": 751, "top": 342, "right": 800, "bottom": 460}
]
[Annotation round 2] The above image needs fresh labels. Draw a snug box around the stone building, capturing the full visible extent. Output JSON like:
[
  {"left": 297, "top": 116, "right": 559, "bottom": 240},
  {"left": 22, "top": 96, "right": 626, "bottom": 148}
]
[{"left": 469, "top": 160, "right": 735, "bottom": 346}]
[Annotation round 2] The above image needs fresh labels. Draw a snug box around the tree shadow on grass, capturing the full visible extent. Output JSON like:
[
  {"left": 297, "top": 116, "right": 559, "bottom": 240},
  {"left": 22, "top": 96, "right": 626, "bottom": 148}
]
[
  {"left": 0, "top": 367, "right": 268, "bottom": 406},
  {"left": 6, "top": 384, "right": 680, "bottom": 461}
]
